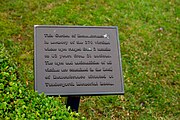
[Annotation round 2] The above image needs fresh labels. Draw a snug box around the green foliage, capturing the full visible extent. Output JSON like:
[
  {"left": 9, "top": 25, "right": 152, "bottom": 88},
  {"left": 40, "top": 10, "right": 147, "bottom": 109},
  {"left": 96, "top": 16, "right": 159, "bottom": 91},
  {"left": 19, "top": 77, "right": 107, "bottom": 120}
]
[{"left": 0, "top": 44, "right": 82, "bottom": 119}]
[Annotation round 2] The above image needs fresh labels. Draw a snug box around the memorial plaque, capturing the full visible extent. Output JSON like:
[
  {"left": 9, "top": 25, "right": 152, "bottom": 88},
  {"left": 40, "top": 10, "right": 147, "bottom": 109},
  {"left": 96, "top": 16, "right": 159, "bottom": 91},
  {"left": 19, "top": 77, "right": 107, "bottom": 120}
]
[{"left": 34, "top": 25, "right": 124, "bottom": 95}]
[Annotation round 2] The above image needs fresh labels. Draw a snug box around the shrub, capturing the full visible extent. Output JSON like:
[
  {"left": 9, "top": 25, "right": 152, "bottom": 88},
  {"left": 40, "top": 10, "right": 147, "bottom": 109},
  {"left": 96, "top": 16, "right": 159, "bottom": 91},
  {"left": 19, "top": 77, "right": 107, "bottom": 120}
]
[{"left": 0, "top": 44, "right": 82, "bottom": 119}]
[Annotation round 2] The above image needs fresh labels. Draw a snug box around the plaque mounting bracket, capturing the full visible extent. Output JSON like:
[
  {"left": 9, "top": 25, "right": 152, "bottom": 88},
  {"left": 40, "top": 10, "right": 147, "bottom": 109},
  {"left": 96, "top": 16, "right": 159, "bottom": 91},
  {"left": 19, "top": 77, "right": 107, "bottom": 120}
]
[{"left": 66, "top": 96, "right": 80, "bottom": 112}]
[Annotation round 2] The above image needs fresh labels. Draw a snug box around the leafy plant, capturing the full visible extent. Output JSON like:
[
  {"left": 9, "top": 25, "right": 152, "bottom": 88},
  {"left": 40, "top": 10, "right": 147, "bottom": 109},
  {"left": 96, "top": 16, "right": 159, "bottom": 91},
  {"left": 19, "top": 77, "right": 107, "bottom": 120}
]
[{"left": 0, "top": 44, "right": 84, "bottom": 119}]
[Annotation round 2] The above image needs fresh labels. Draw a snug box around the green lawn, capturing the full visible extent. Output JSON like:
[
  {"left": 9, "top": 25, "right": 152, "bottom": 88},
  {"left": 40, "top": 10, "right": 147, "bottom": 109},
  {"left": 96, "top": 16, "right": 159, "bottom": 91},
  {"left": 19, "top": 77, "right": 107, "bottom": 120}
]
[{"left": 0, "top": 0, "right": 179, "bottom": 119}]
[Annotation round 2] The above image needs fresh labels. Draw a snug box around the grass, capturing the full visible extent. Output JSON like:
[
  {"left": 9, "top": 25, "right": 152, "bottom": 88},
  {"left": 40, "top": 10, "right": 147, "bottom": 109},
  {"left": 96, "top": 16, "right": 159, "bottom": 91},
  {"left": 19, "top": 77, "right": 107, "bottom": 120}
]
[{"left": 0, "top": 0, "right": 179, "bottom": 119}]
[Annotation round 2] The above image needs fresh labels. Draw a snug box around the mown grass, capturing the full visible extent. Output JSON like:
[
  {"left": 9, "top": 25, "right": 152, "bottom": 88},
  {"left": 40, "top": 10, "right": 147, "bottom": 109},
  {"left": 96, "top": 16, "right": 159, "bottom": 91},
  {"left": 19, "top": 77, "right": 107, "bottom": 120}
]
[{"left": 0, "top": 0, "right": 179, "bottom": 119}]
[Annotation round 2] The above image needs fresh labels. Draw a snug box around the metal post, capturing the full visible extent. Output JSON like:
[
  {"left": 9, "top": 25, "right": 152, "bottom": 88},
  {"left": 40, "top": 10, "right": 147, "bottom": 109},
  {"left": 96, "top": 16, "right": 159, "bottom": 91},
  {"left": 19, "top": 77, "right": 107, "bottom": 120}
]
[{"left": 66, "top": 96, "right": 80, "bottom": 112}]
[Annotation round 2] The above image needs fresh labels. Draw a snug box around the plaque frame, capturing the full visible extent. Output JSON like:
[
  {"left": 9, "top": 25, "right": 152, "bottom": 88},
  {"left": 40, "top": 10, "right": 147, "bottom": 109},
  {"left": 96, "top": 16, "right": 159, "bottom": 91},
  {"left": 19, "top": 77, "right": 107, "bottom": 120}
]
[{"left": 34, "top": 25, "right": 124, "bottom": 96}]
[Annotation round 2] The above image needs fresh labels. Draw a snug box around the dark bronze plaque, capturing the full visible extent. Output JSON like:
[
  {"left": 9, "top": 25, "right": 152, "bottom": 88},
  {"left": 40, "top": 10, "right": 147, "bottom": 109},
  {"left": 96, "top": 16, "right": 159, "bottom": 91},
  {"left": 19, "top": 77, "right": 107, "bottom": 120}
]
[{"left": 34, "top": 25, "right": 124, "bottom": 95}]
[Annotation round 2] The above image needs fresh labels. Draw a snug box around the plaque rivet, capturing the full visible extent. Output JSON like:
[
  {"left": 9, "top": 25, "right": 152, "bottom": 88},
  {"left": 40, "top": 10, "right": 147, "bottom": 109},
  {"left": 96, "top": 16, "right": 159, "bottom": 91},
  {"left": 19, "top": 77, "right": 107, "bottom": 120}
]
[{"left": 103, "top": 34, "right": 109, "bottom": 39}]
